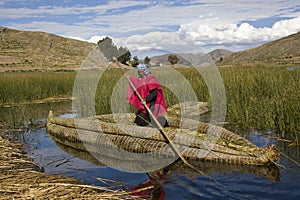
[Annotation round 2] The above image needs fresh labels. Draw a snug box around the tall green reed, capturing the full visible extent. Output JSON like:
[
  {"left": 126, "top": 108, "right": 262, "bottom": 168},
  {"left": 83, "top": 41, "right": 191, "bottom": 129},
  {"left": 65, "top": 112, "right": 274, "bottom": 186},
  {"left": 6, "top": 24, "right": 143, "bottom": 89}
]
[
  {"left": 0, "top": 72, "right": 75, "bottom": 104},
  {"left": 220, "top": 65, "right": 299, "bottom": 140},
  {"left": 0, "top": 101, "right": 71, "bottom": 129},
  {"left": 0, "top": 67, "right": 299, "bottom": 141}
]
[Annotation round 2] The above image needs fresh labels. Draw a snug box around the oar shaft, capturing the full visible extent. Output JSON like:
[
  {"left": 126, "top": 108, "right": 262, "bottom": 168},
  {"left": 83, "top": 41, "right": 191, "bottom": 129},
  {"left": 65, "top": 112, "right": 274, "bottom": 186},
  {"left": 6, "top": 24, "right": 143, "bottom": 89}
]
[{"left": 127, "top": 77, "right": 204, "bottom": 175}]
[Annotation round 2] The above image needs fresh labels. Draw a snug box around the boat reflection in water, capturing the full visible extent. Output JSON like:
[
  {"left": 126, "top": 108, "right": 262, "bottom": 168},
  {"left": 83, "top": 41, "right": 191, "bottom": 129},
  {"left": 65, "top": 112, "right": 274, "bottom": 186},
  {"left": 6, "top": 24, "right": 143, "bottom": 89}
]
[{"left": 51, "top": 133, "right": 280, "bottom": 200}]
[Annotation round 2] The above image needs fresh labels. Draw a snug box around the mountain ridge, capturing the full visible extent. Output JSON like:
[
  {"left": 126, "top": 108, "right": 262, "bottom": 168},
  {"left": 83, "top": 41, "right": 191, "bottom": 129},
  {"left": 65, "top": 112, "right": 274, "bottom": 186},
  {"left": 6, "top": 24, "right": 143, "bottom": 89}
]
[
  {"left": 0, "top": 26, "right": 95, "bottom": 71},
  {"left": 150, "top": 49, "right": 233, "bottom": 66},
  {"left": 217, "top": 32, "right": 300, "bottom": 66},
  {"left": 1, "top": 26, "right": 299, "bottom": 72}
]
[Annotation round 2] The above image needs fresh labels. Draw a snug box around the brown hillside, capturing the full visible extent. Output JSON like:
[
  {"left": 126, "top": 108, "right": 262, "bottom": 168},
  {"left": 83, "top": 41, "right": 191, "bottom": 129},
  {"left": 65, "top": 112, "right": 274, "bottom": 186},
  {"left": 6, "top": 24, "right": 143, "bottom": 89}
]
[
  {"left": 218, "top": 32, "right": 300, "bottom": 66},
  {"left": 150, "top": 49, "right": 232, "bottom": 66},
  {"left": 208, "top": 49, "right": 233, "bottom": 61},
  {"left": 0, "top": 27, "right": 96, "bottom": 72}
]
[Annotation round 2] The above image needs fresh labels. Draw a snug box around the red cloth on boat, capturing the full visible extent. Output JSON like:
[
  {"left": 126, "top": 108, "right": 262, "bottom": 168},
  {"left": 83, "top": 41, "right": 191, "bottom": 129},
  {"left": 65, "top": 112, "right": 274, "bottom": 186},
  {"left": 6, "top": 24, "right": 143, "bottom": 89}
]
[
  {"left": 126, "top": 74, "right": 167, "bottom": 118},
  {"left": 129, "top": 179, "right": 165, "bottom": 200}
]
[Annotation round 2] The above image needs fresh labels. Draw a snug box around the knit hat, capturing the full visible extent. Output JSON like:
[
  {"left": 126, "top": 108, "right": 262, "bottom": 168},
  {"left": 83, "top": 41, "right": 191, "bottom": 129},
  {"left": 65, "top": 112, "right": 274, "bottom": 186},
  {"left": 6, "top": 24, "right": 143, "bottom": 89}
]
[
  {"left": 137, "top": 63, "right": 147, "bottom": 70},
  {"left": 137, "top": 63, "right": 150, "bottom": 78}
]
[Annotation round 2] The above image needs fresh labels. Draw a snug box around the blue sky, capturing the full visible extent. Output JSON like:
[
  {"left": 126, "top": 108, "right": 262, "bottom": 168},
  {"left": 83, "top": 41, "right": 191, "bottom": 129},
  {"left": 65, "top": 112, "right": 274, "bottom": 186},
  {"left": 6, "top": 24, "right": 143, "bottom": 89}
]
[{"left": 1, "top": 0, "right": 300, "bottom": 56}]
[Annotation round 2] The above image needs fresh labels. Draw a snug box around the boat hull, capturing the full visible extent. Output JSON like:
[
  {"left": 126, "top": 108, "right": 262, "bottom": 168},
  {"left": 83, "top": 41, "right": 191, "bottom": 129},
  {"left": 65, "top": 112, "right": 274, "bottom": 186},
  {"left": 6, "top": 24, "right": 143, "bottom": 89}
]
[{"left": 46, "top": 111, "right": 280, "bottom": 167}]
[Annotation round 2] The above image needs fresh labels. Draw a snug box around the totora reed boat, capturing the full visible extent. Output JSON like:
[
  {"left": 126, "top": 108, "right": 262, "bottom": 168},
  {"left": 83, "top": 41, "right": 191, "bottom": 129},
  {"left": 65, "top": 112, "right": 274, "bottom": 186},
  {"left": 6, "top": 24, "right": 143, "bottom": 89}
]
[{"left": 46, "top": 108, "right": 280, "bottom": 171}]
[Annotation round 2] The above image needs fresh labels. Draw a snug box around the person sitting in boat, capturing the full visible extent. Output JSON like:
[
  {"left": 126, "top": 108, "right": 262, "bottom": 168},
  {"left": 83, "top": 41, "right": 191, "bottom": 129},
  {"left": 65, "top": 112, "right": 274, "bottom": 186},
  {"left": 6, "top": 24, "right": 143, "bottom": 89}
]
[{"left": 126, "top": 63, "right": 168, "bottom": 127}]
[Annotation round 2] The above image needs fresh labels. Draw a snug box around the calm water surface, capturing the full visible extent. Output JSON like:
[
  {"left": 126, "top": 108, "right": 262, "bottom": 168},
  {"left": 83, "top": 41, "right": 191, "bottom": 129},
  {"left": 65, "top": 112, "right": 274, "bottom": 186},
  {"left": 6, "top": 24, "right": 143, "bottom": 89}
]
[{"left": 4, "top": 111, "right": 300, "bottom": 200}]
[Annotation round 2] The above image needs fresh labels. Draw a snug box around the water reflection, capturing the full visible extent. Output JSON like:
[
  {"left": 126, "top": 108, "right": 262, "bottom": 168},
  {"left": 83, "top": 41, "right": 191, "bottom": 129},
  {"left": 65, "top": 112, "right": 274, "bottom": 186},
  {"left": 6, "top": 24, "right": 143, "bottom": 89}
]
[
  {"left": 51, "top": 132, "right": 281, "bottom": 182},
  {"left": 0, "top": 100, "right": 71, "bottom": 129},
  {"left": 49, "top": 132, "right": 284, "bottom": 200},
  {"left": 1, "top": 106, "right": 299, "bottom": 199},
  {"left": 130, "top": 170, "right": 167, "bottom": 200}
]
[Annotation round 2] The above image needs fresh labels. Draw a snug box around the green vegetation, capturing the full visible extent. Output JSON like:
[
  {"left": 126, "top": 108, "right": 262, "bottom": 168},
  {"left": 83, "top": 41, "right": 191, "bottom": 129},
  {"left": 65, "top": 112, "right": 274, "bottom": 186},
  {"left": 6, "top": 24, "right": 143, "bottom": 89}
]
[
  {"left": 144, "top": 56, "right": 151, "bottom": 64},
  {"left": 177, "top": 66, "right": 299, "bottom": 141},
  {"left": 130, "top": 56, "right": 139, "bottom": 67},
  {"left": 0, "top": 66, "right": 299, "bottom": 142},
  {"left": 97, "top": 37, "right": 131, "bottom": 65},
  {"left": 0, "top": 101, "right": 71, "bottom": 129},
  {"left": 168, "top": 54, "right": 179, "bottom": 65},
  {"left": 0, "top": 72, "right": 75, "bottom": 104},
  {"left": 220, "top": 66, "right": 299, "bottom": 140}
]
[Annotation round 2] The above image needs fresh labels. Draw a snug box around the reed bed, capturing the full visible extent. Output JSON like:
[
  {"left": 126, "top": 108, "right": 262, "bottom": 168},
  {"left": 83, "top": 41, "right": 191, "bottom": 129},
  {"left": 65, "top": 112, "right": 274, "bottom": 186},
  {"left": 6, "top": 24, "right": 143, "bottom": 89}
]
[
  {"left": 0, "top": 66, "right": 299, "bottom": 142},
  {"left": 0, "top": 72, "right": 75, "bottom": 104},
  {"left": 175, "top": 66, "right": 299, "bottom": 142},
  {"left": 0, "top": 100, "right": 71, "bottom": 129},
  {"left": 220, "top": 66, "right": 300, "bottom": 140}
]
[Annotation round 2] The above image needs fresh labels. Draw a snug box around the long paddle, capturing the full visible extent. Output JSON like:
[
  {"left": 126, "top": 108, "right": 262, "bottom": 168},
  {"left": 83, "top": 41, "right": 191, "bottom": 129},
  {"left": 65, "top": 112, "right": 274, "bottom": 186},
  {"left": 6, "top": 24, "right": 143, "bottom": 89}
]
[{"left": 127, "top": 77, "right": 205, "bottom": 175}]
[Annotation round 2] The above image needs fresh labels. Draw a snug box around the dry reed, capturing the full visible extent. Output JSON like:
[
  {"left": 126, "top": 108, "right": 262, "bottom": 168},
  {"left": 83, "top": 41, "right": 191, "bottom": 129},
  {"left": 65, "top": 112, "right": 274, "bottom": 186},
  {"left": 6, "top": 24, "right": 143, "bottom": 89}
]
[{"left": 0, "top": 133, "right": 142, "bottom": 200}]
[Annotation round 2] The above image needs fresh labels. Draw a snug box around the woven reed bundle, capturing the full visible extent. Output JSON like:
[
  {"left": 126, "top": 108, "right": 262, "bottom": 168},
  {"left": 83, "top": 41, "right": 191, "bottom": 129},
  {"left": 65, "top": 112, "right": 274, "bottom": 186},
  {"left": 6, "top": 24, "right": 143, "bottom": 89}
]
[
  {"left": 48, "top": 123, "right": 278, "bottom": 165},
  {"left": 166, "top": 116, "right": 256, "bottom": 148},
  {"left": 47, "top": 111, "right": 280, "bottom": 165},
  {"left": 48, "top": 115, "right": 256, "bottom": 157},
  {"left": 166, "top": 101, "right": 210, "bottom": 118},
  {"left": 51, "top": 135, "right": 281, "bottom": 182}
]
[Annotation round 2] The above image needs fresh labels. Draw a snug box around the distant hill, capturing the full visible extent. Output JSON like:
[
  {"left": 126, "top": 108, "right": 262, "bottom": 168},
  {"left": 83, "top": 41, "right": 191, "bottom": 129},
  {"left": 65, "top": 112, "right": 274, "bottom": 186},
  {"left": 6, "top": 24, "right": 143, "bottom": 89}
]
[
  {"left": 150, "top": 49, "right": 233, "bottom": 66},
  {"left": 208, "top": 49, "right": 233, "bottom": 61},
  {"left": 2, "top": 26, "right": 299, "bottom": 71},
  {"left": 0, "top": 26, "right": 96, "bottom": 72},
  {"left": 217, "top": 32, "right": 300, "bottom": 66},
  {"left": 150, "top": 53, "right": 205, "bottom": 66}
]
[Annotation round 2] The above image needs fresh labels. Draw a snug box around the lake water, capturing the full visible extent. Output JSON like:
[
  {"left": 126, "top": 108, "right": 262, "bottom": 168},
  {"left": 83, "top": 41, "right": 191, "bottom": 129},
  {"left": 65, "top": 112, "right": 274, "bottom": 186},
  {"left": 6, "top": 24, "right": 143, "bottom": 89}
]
[{"left": 2, "top": 107, "right": 300, "bottom": 200}]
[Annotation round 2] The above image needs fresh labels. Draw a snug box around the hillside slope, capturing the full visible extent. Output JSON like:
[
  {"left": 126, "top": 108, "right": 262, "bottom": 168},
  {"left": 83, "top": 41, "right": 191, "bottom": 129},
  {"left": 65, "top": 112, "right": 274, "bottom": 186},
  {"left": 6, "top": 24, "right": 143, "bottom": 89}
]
[
  {"left": 217, "top": 32, "right": 300, "bottom": 66},
  {"left": 208, "top": 49, "right": 233, "bottom": 61},
  {"left": 150, "top": 49, "right": 232, "bottom": 66},
  {"left": 0, "top": 27, "right": 96, "bottom": 71},
  {"left": 2, "top": 26, "right": 298, "bottom": 70}
]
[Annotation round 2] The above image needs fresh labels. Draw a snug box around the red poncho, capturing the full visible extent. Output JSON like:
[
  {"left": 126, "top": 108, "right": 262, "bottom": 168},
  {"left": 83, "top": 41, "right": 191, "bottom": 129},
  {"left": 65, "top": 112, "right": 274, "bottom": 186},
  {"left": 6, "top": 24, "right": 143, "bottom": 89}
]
[{"left": 126, "top": 74, "right": 167, "bottom": 118}]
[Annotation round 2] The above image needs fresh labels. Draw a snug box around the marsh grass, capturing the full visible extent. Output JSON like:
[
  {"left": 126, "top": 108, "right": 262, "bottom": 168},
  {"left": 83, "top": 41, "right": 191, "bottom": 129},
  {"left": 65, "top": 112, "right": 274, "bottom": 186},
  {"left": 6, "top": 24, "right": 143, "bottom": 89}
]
[
  {"left": 0, "top": 72, "right": 75, "bottom": 104},
  {"left": 0, "top": 66, "right": 299, "bottom": 141},
  {"left": 0, "top": 101, "right": 71, "bottom": 129},
  {"left": 220, "top": 66, "right": 300, "bottom": 141},
  {"left": 169, "top": 66, "right": 299, "bottom": 141}
]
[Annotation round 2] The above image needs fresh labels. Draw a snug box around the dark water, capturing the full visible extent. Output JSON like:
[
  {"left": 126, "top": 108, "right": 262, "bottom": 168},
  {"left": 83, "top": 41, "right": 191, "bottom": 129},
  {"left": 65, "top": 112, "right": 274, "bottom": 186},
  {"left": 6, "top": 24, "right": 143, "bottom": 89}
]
[{"left": 2, "top": 107, "right": 300, "bottom": 200}]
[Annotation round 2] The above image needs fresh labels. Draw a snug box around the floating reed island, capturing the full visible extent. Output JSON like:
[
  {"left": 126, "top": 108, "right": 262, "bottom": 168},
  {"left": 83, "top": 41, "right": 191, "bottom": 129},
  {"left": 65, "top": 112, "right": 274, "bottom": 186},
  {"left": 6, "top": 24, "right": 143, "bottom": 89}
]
[{"left": 47, "top": 104, "right": 280, "bottom": 168}]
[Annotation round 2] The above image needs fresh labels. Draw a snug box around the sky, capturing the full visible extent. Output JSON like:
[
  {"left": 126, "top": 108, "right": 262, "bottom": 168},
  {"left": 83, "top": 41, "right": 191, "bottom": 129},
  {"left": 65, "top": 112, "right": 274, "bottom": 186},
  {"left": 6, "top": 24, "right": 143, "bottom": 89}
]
[{"left": 1, "top": 0, "right": 300, "bottom": 57}]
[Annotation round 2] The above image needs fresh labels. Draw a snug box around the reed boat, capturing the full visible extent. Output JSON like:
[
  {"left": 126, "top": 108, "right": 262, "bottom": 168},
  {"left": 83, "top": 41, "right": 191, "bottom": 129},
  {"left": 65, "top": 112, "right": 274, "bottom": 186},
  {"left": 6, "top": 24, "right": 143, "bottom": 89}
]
[
  {"left": 50, "top": 131, "right": 280, "bottom": 182},
  {"left": 46, "top": 109, "right": 280, "bottom": 169}
]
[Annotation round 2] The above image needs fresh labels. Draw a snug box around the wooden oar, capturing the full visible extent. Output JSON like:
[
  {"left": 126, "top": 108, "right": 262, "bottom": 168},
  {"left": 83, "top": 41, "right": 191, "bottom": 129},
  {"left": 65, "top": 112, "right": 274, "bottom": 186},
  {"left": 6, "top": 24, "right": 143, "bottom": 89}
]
[{"left": 127, "top": 77, "right": 205, "bottom": 175}]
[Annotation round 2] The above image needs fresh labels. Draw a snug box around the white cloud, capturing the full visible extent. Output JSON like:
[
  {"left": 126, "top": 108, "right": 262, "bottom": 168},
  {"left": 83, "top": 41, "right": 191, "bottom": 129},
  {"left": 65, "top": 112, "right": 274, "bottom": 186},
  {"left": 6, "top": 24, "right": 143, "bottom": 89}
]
[
  {"left": 2, "top": 0, "right": 300, "bottom": 53},
  {"left": 87, "top": 35, "right": 107, "bottom": 44},
  {"left": 272, "top": 17, "right": 300, "bottom": 36},
  {"left": 178, "top": 17, "right": 300, "bottom": 48},
  {"left": 101, "top": 16, "right": 300, "bottom": 56},
  {"left": 75, "top": 0, "right": 300, "bottom": 53},
  {"left": 113, "top": 31, "right": 189, "bottom": 53}
]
